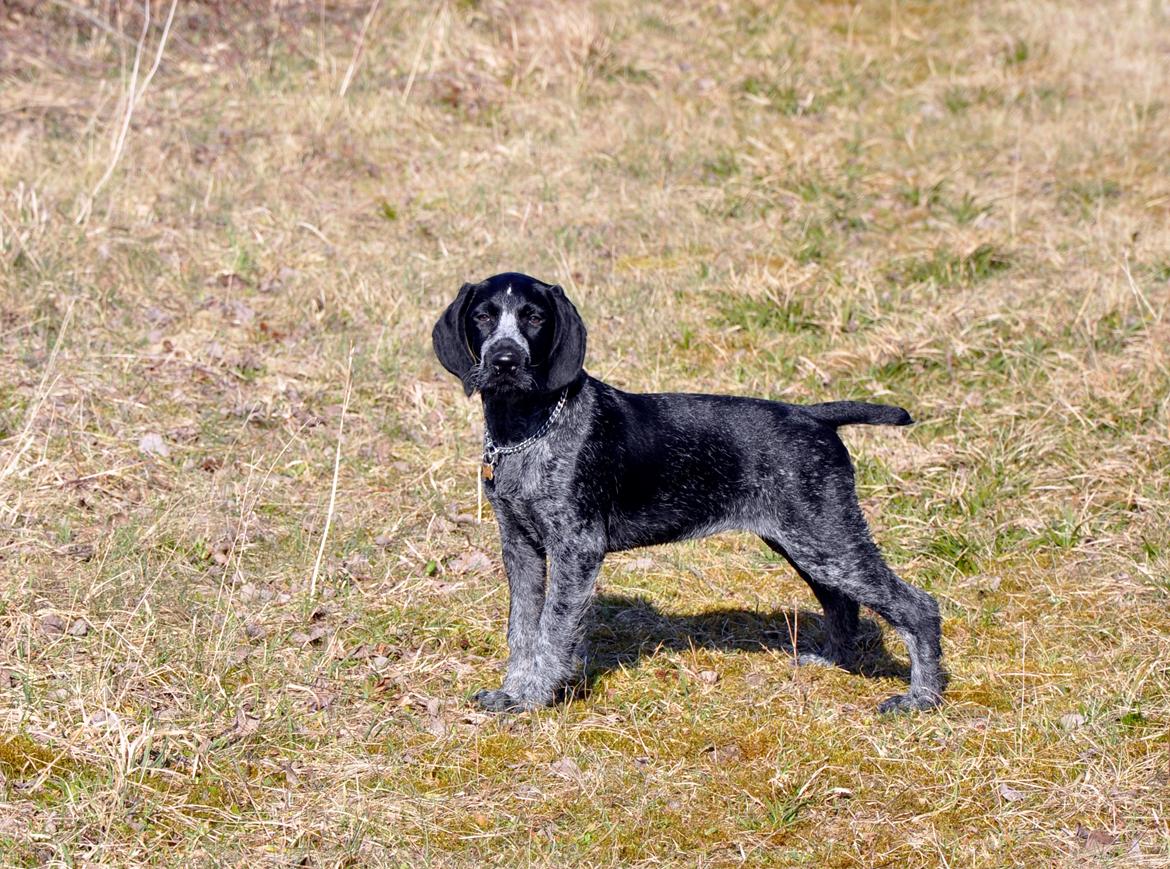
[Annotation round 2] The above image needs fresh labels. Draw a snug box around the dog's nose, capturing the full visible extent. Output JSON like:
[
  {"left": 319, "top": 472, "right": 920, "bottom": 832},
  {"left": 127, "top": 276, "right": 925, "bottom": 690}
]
[{"left": 491, "top": 349, "right": 520, "bottom": 373}]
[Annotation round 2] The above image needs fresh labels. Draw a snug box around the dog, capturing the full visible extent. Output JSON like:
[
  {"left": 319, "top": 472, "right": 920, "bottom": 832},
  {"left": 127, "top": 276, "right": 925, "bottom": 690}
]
[{"left": 432, "top": 272, "right": 943, "bottom": 713}]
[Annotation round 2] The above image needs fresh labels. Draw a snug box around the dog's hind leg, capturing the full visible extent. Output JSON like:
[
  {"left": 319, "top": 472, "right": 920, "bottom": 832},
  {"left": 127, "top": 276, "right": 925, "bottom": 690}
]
[
  {"left": 764, "top": 528, "right": 943, "bottom": 712},
  {"left": 762, "top": 537, "right": 859, "bottom": 669}
]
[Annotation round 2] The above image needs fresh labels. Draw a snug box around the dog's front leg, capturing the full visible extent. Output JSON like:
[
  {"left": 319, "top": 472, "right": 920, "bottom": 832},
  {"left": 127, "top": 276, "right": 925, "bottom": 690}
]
[
  {"left": 481, "top": 537, "right": 603, "bottom": 711},
  {"left": 522, "top": 542, "right": 604, "bottom": 706},
  {"left": 474, "top": 519, "right": 547, "bottom": 712}
]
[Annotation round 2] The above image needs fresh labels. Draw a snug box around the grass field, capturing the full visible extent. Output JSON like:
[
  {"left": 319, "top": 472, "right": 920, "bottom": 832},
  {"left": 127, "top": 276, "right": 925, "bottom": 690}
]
[{"left": 2, "top": 0, "right": 1168, "bottom": 864}]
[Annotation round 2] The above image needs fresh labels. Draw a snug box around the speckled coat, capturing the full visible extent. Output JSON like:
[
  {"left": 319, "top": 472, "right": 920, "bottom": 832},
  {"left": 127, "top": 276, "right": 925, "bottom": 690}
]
[{"left": 434, "top": 273, "right": 943, "bottom": 714}]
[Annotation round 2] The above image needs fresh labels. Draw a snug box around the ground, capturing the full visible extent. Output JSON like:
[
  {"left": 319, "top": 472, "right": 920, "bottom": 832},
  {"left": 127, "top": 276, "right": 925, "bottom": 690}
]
[{"left": 0, "top": 0, "right": 1168, "bottom": 865}]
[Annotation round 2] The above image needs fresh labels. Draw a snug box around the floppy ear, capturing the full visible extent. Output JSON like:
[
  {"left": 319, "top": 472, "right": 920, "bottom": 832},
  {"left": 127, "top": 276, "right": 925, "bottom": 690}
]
[
  {"left": 432, "top": 282, "right": 477, "bottom": 395},
  {"left": 546, "top": 284, "right": 587, "bottom": 392}
]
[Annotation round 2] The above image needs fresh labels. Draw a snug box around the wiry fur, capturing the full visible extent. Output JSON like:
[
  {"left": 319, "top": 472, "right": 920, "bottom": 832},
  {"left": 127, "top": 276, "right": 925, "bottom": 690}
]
[{"left": 433, "top": 273, "right": 945, "bottom": 714}]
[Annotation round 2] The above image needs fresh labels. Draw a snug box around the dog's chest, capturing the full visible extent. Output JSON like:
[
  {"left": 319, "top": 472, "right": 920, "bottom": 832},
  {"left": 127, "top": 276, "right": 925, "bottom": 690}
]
[
  {"left": 484, "top": 441, "right": 560, "bottom": 504},
  {"left": 480, "top": 398, "right": 592, "bottom": 532}
]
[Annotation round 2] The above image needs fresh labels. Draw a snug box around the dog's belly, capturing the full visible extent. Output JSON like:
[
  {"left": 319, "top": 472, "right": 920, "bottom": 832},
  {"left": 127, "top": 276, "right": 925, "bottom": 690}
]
[
  {"left": 606, "top": 518, "right": 736, "bottom": 552},
  {"left": 604, "top": 499, "right": 753, "bottom": 552}
]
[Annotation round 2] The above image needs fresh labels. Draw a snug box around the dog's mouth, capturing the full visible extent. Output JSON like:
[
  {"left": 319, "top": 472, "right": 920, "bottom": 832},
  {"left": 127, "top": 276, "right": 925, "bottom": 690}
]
[{"left": 466, "top": 361, "right": 538, "bottom": 394}]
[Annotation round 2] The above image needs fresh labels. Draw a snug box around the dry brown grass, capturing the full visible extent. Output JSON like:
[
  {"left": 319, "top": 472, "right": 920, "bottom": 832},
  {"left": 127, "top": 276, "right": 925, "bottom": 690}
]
[{"left": 1, "top": 0, "right": 1168, "bottom": 864}]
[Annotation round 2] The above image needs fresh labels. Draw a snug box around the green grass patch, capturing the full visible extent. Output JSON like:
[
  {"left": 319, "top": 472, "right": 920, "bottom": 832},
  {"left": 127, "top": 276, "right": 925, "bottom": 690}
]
[{"left": 895, "top": 244, "right": 1012, "bottom": 287}]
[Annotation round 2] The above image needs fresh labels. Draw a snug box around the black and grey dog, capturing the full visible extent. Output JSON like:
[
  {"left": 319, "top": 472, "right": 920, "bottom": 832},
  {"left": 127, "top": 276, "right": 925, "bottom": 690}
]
[{"left": 433, "top": 272, "right": 943, "bottom": 714}]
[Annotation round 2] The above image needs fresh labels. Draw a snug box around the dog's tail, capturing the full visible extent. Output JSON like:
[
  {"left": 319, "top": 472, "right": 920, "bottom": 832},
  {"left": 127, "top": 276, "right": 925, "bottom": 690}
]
[{"left": 804, "top": 401, "right": 913, "bottom": 428}]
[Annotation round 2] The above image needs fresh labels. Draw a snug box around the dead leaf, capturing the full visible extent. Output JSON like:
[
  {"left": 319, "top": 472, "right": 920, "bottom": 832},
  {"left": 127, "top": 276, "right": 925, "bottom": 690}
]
[
  {"left": 67, "top": 619, "right": 89, "bottom": 637},
  {"left": 138, "top": 432, "right": 170, "bottom": 457},
  {"left": 260, "top": 269, "right": 294, "bottom": 294},
  {"left": 372, "top": 675, "right": 399, "bottom": 697},
  {"left": 231, "top": 350, "right": 261, "bottom": 372},
  {"left": 87, "top": 709, "right": 115, "bottom": 727},
  {"left": 291, "top": 625, "right": 328, "bottom": 647},
  {"left": 211, "top": 539, "right": 231, "bottom": 565},
  {"left": 548, "top": 756, "right": 582, "bottom": 781},
  {"left": 233, "top": 706, "right": 261, "bottom": 739},
  {"left": 340, "top": 553, "right": 372, "bottom": 581},
  {"left": 628, "top": 557, "right": 654, "bottom": 571},
  {"left": 705, "top": 743, "right": 743, "bottom": 765},
  {"left": 56, "top": 543, "right": 94, "bottom": 561},
  {"left": 1076, "top": 826, "right": 1118, "bottom": 849},
  {"left": 744, "top": 672, "right": 768, "bottom": 689},
  {"left": 282, "top": 763, "right": 300, "bottom": 787},
  {"left": 697, "top": 669, "right": 720, "bottom": 685},
  {"left": 448, "top": 550, "right": 492, "bottom": 575},
  {"left": 429, "top": 516, "right": 457, "bottom": 535},
  {"left": 307, "top": 688, "right": 335, "bottom": 712},
  {"left": 228, "top": 645, "right": 253, "bottom": 666},
  {"left": 346, "top": 643, "right": 372, "bottom": 661},
  {"left": 1060, "top": 712, "right": 1086, "bottom": 731},
  {"left": 997, "top": 782, "right": 1026, "bottom": 802},
  {"left": 41, "top": 614, "right": 66, "bottom": 636},
  {"left": 210, "top": 271, "right": 254, "bottom": 291},
  {"left": 169, "top": 424, "right": 199, "bottom": 443}
]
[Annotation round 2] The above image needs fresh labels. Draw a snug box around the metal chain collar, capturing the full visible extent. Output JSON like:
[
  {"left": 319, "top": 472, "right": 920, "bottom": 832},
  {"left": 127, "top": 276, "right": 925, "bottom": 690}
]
[{"left": 482, "top": 388, "right": 569, "bottom": 470}]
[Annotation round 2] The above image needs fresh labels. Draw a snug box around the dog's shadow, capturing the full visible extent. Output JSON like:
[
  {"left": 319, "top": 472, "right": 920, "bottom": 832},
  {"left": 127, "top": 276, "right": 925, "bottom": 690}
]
[{"left": 582, "top": 593, "right": 910, "bottom": 686}]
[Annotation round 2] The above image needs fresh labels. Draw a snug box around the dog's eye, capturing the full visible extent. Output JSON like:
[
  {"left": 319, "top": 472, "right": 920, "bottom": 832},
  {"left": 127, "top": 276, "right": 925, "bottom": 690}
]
[
  {"left": 473, "top": 313, "right": 493, "bottom": 325},
  {"left": 528, "top": 315, "right": 544, "bottom": 327}
]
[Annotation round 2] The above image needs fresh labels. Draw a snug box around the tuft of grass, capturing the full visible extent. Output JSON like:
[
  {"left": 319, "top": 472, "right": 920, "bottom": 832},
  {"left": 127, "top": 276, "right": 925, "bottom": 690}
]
[
  {"left": 1059, "top": 178, "right": 1123, "bottom": 217},
  {"left": 717, "top": 294, "right": 820, "bottom": 334},
  {"left": 740, "top": 76, "right": 826, "bottom": 116},
  {"left": 1003, "top": 37, "right": 1031, "bottom": 67},
  {"left": 703, "top": 151, "right": 740, "bottom": 181},
  {"left": 945, "top": 191, "right": 992, "bottom": 225},
  {"left": 896, "top": 243, "right": 1012, "bottom": 287}
]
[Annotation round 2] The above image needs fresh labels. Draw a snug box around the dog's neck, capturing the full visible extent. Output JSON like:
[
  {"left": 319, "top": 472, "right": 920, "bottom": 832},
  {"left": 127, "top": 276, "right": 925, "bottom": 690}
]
[{"left": 480, "top": 388, "right": 565, "bottom": 447}]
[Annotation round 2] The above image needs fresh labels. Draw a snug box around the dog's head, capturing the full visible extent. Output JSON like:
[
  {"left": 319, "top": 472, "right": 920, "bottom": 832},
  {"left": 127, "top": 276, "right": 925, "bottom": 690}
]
[{"left": 432, "top": 272, "right": 587, "bottom": 396}]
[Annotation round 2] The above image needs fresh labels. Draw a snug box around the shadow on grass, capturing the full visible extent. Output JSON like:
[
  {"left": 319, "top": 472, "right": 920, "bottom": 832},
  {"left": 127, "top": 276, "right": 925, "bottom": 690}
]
[{"left": 583, "top": 593, "right": 911, "bottom": 686}]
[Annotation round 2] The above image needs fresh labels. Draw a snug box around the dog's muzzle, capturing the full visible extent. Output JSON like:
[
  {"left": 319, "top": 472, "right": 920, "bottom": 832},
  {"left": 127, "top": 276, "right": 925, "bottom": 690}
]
[{"left": 474, "top": 338, "right": 535, "bottom": 392}]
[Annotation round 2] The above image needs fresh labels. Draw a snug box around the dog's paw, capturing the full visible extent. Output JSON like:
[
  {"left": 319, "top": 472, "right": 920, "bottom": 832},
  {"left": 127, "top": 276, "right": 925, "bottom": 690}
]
[
  {"left": 877, "top": 689, "right": 942, "bottom": 714},
  {"left": 474, "top": 688, "right": 554, "bottom": 713},
  {"left": 473, "top": 689, "right": 526, "bottom": 713},
  {"left": 796, "top": 647, "right": 854, "bottom": 670},
  {"left": 797, "top": 652, "right": 841, "bottom": 669}
]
